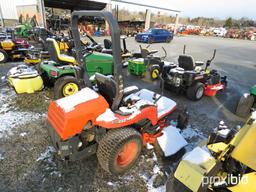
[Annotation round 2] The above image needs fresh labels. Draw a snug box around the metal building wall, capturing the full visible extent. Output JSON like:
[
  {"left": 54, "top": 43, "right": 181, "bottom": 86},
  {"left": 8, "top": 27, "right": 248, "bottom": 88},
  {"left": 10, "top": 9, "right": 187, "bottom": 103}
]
[{"left": 0, "top": 0, "right": 18, "bottom": 20}]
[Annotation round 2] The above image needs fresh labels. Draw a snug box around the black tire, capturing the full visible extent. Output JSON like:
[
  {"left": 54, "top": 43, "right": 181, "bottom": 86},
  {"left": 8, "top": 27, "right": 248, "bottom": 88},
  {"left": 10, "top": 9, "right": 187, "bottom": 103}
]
[
  {"left": 150, "top": 65, "right": 161, "bottom": 80},
  {"left": 148, "top": 38, "right": 153, "bottom": 44},
  {"left": 186, "top": 82, "right": 205, "bottom": 101},
  {"left": 177, "top": 111, "right": 189, "bottom": 130},
  {"left": 235, "top": 94, "right": 254, "bottom": 118},
  {"left": 166, "top": 37, "right": 172, "bottom": 43},
  {"left": 97, "top": 127, "right": 143, "bottom": 175},
  {"left": 0, "top": 49, "right": 8, "bottom": 63},
  {"left": 54, "top": 75, "right": 81, "bottom": 99}
]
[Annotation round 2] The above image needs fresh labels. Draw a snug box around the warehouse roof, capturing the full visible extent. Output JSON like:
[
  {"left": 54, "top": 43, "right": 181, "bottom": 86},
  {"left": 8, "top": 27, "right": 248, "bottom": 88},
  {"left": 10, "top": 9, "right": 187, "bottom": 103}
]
[{"left": 44, "top": 0, "right": 107, "bottom": 11}]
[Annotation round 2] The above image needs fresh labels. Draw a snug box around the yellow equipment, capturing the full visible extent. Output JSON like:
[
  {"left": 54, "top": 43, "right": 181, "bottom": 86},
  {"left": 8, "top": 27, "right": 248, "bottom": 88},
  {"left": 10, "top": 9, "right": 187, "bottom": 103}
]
[
  {"left": 7, "top": 65, "right": 44, "bottom": 94},
  {"left": 169, "top": 113, "right": 256, "bottom": 192},
  {"left": 24, "top": 57, "right": 41, "bottom": 65},
  {"left": 1, "top": 40, "right": 15, "bottom": 50}
]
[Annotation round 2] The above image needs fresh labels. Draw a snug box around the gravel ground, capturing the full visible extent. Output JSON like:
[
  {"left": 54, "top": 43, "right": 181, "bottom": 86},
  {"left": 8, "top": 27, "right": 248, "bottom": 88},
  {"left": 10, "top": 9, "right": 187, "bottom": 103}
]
[{"left": 0, "top": 35, "right": 255, "bottom": 192}]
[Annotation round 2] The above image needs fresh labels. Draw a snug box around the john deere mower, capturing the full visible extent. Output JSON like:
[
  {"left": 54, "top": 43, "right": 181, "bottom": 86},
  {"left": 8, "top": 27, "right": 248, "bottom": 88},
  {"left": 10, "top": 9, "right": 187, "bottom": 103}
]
[
  {"left": 0, "top": 30, "right": 30, "bottom": 63},
  {"left": 7, "top": 35, "right": 113, "bottom": 98},
  {"left": 127, "top": 45, "right": 169, "bottom": 80},
  {"left": 236, "top": 85, "right": 256, "bottom": 118},
  {"left": 15, "top": 15, "right": 38, "bottom": 38},
  {"left": 47, "top": 10, "right": 187, "bottom": 175},
  {"left": 167, "top": 112, "right": 256, "bottom": 192},
  {"left": 162, "top": 46, "right": 227, "bottom": 101}
]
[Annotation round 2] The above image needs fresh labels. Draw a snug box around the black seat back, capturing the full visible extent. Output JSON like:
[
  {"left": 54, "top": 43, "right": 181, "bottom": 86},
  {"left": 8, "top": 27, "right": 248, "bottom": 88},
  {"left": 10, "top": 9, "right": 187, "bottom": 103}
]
[
  {"left": 178, "top": 55, "right": 195, "bottom": 71},
  {"left": 47, "top": 39, "right": 60, "bottom": 63},
  {"left": 104, "top": 39, "right": 112, "bottom": 49},
  {"left": 140, "top": 45, "right": 150, "bottom": 58},
  {"left": 95, "top": 73, "right": 123, "bottom": 111}
]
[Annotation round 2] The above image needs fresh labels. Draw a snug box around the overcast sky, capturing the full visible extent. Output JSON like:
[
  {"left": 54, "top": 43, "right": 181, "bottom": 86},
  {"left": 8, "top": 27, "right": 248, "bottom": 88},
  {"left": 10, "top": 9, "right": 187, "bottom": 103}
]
[{"left": 113, "top": 0, "right": 256, "bottom": 19}]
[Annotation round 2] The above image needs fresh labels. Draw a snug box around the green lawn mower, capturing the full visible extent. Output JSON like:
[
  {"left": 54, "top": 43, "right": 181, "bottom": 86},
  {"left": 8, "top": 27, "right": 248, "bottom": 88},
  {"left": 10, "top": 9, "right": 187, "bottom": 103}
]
[
  {"left": 7, "top": 35, "right": 113, "bottom": 99},
  {"left": 236, "top": 85, "right": 256, "bottom": 118},
  {"left": 15, "top": 15, "right": 38, "bottom": 38},
  {"left": 128, "top": 45, "right": 168, "bottom": 80}
]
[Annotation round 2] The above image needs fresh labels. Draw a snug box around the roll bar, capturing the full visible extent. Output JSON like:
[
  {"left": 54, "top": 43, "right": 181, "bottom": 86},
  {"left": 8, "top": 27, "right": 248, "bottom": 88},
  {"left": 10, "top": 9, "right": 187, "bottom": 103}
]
[{"left": 71, "top": 11, "right": 122, "bottom": 86}]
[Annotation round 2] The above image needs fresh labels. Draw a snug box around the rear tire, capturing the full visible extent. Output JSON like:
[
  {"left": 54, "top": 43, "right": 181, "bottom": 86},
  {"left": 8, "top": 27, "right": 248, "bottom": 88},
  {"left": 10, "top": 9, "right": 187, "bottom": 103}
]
[
  {"left": 0, "top": 49, "right": 8, "bottom": 63},
  {"left": 186, "top": 82, "right": 205, "bottom": 101},
  {"left": 54, "top": 76, "right": 80, "bottom": 99},
  {"left": 150, "top": 65, "right": 161, "bottom": 80},
  {"left": 235, "top": 94, "right": 254, "bottom": 118},
  {"left": 148, "top": 38, "right": 153, "bottom": 44},
  {"left": 97, "top": 127, "right": 142, "bottom": 175},
  {"left": 166, "top": 37, "right": 172, "bottom": 43}
]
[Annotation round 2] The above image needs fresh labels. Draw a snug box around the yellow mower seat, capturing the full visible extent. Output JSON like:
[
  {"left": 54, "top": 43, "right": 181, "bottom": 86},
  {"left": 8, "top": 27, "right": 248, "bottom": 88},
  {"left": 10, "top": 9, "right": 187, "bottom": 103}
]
[{"left": 46, "top": 38, "right": 77, "bottom": 65}]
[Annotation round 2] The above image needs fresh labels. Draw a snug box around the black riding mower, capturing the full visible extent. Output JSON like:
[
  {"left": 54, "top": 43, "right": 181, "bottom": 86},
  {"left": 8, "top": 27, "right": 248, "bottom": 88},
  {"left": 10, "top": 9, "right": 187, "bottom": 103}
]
[{"left": 162, "top": 46, "right": 227, "bottom": 101}]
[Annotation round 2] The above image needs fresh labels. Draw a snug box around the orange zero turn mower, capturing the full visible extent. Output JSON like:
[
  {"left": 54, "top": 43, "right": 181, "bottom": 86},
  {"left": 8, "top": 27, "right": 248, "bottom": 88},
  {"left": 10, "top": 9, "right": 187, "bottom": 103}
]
[{"left": 47, "top": 11, "right": 183, "bottom": 175}]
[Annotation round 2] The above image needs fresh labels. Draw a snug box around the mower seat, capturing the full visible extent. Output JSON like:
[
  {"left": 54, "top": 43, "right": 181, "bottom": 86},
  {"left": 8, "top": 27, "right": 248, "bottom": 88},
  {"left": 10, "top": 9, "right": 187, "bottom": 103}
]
[
  {"left": 123, "top": 89, "right": 176, "bottom": 119},
  {"left": 95, "top": 73, "right": 124, "bottom": 111},
  {"left": 178, "top": 55, "right": 195, "bottom": 71},
  {"left": 46, "top": 38, "right": 76, "bottom": 65},
  {"left": 104, "top": 39, "right": 112, "bottom": 49}
]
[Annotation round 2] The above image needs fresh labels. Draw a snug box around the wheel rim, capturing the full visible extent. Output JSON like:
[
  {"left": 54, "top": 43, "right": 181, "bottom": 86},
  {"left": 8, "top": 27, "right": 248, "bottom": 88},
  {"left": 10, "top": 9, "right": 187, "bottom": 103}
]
[
  {"left": 196, "top": 86, "right": 204, "bottom": 99},
  {"left": 116, "top": 141, "right": 138, "bottom": 168},
  {"left": 152, "top": 69, "right": 159, "bottom": 79},
  {"left": 63, "top": 82, "right": 79, "bottom": 96},
  {"left": 0, "top": 52, "right": 5, "bottom": 62}
]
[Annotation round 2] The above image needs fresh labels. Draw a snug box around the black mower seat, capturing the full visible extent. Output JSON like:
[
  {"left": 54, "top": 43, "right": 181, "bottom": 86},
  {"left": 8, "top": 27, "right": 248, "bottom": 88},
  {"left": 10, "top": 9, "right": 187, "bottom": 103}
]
[
  {"left": 46, "top": 38, "right": 77, "bottom": 65},
  {"left": 178, "top": 55, "right": 195, "bottom": 71},
  {"left": 95, "top": 73, "right": 124, "bottom": 111},
  {"left": 104, "top": 39, "right": 112, "bottom": 49},
  {"left": 178, "top": 55, "right": 205, "bottom": 71}
]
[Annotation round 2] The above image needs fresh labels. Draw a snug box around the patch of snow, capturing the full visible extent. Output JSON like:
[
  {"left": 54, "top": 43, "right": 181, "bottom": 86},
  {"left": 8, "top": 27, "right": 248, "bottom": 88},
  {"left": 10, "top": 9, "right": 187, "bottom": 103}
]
[
  {"left": 0, "top": 153, "right": 4, "bottom": 160},
  {"left": 50, "top": 170, "right": 61, "bottom": 177},
  {"left": 96, "top": 109, "right": 117, "bottom": 122},
  {"left": 183, "top": 147, "right": 213, "bottom": 165},
  {"left": 122, "top": 61, "right": 128, "bottom": 67},
  {"left": 89, "top": 75, "right": 95, "bottom": 81},
  {"left": 7, "top": 65, "right": 39, "bottom": 78},
  {"left": 153, "top": 164, "right": 160, "bottom": 174},
  {"left": 157, "top": 126, "right": 188, "bottom": 157},
  {"left": 20, "top": 132, "right": 27, "bottom": 137},
  {"left": 243, "top": 93, "right": 250, "bottom": 98},
  {"left": 147, "top": 143, "right": 154, "bottom": 150},
  {"left": 0, "top": 111, "right": 42, "bottom": 138},
  {"left": 124, "top": 89, "right": 176, "bottom": 119},
  {"left": 252, "top": 111, "right": 256, "bottom": 121},
  {"left": 56, "top": 88, "right": 99, "bottom": 113},
  {"left": 107, "top": 182, "right": 115, "bottom": 186},
  {"left": 152, "top": 152, "right": 157, "bottom": 162},
  {"left": 119, "top": 100, "right": 154, "bottom": 114},
  {"left": 37, "top": 146, "right": 56, "bottom": 162},
  {"left": 218, "top": 129, "right": 230, "bottom": 138},
  {"left": 156, "top": 97, "right": 176, "bottom": 118},
  {"left": 181, "top": 125, "right": 204, "bottom": 140},
  {"left": 123, "top": 86, "right": 139, "bottom": 94}
]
